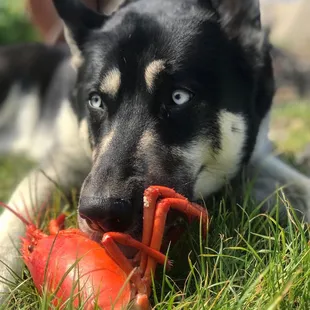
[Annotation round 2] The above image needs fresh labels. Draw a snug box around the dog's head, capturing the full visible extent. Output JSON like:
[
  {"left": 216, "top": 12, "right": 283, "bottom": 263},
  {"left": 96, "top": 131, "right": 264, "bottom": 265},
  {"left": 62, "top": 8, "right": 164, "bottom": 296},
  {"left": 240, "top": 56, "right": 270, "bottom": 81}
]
[{"left": 53, "top": 0, "right": 274, "bottom": 240}]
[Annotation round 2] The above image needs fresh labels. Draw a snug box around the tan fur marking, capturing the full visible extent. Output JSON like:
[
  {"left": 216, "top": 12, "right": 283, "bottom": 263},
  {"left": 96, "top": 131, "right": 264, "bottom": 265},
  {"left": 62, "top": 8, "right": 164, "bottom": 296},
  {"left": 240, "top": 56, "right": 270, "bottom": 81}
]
[
  {"left": 92, "top": 128, "right": 115, "bottom": 163},
  {"left": 100, "top": 69, "right": 121, "bottom": 97},
  {"left": 100, "top": 129, "right": 115, "bottom": 155},
  {"left": 71, "top": 55, "right": 84, "bottom": 69},
  {"left": 139, "top": 130, "right": 155, "bottom": 150},
  {"left": 101, "top": 0, "right": 125, "bottom": 14},
  {"left": 64, "top": 27, "right": 84, "bottom": 69},
  {"left": 79, "top": 118, "right": 92, "bottom": 159},
  {"left": 145, "top": 60, "right": 165, "bottom": 92}
]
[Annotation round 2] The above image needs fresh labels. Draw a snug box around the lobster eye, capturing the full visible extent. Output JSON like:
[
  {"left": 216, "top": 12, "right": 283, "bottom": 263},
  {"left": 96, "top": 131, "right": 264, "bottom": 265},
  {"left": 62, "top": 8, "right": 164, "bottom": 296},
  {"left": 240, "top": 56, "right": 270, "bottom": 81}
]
[{"left": 28, "top": 244, "right": 34, "bottom": 253}]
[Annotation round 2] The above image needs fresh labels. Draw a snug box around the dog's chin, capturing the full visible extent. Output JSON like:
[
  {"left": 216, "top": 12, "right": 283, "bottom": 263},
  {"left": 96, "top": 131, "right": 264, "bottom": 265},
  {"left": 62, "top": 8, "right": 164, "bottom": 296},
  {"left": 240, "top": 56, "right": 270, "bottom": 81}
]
[{"left": 77, "top": 215, "right": 139, "bottom": 258}]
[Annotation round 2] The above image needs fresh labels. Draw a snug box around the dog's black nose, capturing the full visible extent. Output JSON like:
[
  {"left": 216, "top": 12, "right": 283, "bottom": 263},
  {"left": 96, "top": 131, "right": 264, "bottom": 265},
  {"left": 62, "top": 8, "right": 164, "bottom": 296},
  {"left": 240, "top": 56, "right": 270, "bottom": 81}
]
[{"left": 79, "top": 197, "right": 133, "bottom": 232}]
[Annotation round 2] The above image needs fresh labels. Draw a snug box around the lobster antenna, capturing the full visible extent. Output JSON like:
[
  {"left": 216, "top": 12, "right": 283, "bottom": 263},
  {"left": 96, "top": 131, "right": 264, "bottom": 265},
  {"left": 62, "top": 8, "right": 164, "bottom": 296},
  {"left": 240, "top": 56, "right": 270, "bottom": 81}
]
[{"left": 0, "top": 202, "right": 32, "bottom": 226}]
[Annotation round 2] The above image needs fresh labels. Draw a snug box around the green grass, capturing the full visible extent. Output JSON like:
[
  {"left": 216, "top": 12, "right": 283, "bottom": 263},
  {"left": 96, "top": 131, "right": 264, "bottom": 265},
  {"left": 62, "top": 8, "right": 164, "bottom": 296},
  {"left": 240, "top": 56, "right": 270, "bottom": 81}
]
[
  {"left": 153, "top": 201, "right": 310, "bottom": 310},
  {"left": 271, "top": 101, "right": 310, "bottom": 154},
  {"left": 0, "top": 191, "right": 309, "bottom": 309},
  {"left": 0, "top": 1, "right": 39, "bottom": 45},
  {"left": 0, "top": 101, "right": 309, "bottom": 309}
]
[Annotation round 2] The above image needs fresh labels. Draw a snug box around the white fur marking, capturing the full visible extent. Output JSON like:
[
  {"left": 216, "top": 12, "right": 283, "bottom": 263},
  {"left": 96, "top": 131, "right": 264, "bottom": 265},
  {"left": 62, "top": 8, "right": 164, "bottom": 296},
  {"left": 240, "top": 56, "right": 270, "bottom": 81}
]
[
  {"left": 180, "top": 111, "right": 247, "bottom": 198},
  {"left": 215, "top": 111, "right": 247, "bottom": 174}
]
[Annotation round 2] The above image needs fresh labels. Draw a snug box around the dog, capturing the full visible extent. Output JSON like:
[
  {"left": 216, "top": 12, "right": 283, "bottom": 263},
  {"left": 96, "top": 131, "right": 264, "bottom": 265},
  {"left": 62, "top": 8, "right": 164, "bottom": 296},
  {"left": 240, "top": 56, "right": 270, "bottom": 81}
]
[
  {"left": 0, "top": 43, "right": 74, "bottom": 158},
  {"left": 1, "top": 0, "right": 310, "bottom": 302}
]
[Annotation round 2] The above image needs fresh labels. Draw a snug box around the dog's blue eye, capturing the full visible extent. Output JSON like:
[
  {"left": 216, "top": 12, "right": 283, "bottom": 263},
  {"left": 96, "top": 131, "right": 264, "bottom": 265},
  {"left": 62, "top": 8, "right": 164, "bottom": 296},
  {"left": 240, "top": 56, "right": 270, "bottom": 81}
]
[
  {"left": 89, "top": 93, "right": 103, "bottom": 109},
  {"left": 172, "top": 89, "right": 193, "bottom": 105}
]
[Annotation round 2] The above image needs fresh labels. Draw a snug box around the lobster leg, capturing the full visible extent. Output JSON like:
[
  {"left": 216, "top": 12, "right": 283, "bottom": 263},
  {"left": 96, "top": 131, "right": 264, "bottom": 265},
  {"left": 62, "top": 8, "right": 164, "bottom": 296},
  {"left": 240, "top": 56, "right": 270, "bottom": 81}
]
[
  {"left": 49, "top": 213, "right": 66, "bottom": 234},
  {"left": 101, "top": 234, "right": 147, "bottom": 295},
  {"left": 140, "top": 186, "right": 187, "bottom": 272},
  {"left": 102, "top": 232, "right": 171, "bottom": 268},
  {"left": 101, "top": 232, "right": 172, "bottom": 294},
  {"left": 140, "top": 186, "right": 208, "bottom": 273},
  {"left": 142, "top": 186, "right": 187, "bottom": 247},
  {"left": 101, "top": 236, "right": 151, "bottom": 310},
  {"left": 142, "top": 197, "right": 209, "bottom": 282}
]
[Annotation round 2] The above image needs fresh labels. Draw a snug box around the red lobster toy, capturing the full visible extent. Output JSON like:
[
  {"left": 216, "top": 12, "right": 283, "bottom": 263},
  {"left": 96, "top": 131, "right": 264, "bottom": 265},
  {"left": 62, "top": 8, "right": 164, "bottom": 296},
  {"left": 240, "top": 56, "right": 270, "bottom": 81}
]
[{"left": 1, "top": 186, "right": 209, "bottom": 309}]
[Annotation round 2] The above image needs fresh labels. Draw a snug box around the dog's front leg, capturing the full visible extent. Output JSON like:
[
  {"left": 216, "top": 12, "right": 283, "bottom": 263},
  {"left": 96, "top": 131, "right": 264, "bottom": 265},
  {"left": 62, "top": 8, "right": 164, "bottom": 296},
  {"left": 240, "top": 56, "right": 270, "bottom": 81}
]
[
  {"left": 248, "top": 154, "right": 310, "bottom": 222},
  {"left": 0, "top": 155, "right": 89, "bottom": 303},
  {"left": 0, "top": 168, "right": 56, "bottom": 300}
]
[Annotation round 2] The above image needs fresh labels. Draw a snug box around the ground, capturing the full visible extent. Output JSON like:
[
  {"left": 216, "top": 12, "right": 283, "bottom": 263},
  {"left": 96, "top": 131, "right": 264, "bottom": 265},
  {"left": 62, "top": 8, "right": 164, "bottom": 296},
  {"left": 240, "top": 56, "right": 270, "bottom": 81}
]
[{"left": 0, "top": 101, "right": 309, "bottom": 309}]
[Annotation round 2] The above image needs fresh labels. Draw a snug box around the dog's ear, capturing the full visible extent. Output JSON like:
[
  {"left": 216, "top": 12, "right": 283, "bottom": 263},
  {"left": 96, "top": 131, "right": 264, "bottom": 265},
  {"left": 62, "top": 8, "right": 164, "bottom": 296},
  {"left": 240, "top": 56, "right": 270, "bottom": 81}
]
[
  {"left": 201, "top": 0, "right": 264, "bottom": 53},
  {"left": 53, "top": 0, "right": 108, "bottom": 67}
]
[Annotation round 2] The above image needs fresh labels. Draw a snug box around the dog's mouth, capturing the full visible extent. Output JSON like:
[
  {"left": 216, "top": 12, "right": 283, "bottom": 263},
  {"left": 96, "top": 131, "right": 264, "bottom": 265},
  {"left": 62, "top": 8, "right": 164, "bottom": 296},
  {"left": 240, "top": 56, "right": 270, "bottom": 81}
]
[
  {"left": 78, "top": 210, "right": 188, "bottom": 258},
  {"left": 78, "top": 215, "right": 103, "bottom": 242},
  {"left": 78, "top": 213, "right": 142, "bottom": 258}
]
